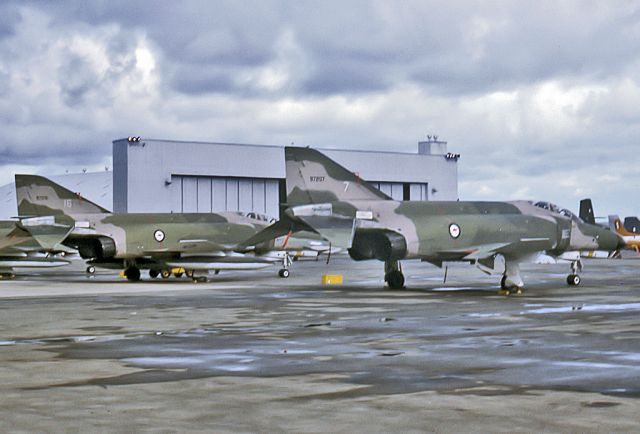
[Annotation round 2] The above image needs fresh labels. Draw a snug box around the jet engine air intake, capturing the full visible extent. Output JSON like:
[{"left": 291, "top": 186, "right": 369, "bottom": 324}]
[
  {"left": 348, "top": 229, "right": 407, "bottom": 261},
  {"left": 77, "top": 236, "right": 117, "bottom": 260}
]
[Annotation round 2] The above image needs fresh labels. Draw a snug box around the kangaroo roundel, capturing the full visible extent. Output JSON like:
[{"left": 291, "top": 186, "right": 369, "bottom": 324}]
[
  {"left": 449, "top": 223, "right": 461, "bottom": 239},
  {"left": 154, "top": 229, "right": 165, "bottom": 242}
]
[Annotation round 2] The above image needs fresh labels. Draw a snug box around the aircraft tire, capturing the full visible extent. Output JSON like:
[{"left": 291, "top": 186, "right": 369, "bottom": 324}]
[
  {"left": 385, "top": 270, "right": 405, "bottom": 289},
  {"left": 567, "top": 274, "right": 581, "bottom": 286},
  {"left": 124, "top": 267, "right": 141, "bottom": 282},
  {"left": 161, "top": 270, "right": 171, "bottom": 279},
  {"left": 86, "top": 265, "right": 96, "bottom": 275},
  {"left": 278, "top": 269, "right": 290, "bottom": 278},
  {"left": 149, "top": 269, "right": 159, "bottom": 279}
]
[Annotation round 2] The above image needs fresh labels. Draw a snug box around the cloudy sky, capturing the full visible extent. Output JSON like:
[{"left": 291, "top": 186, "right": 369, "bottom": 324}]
[{"left": 1, "top": 0, "right": 639, "bottom": 216}]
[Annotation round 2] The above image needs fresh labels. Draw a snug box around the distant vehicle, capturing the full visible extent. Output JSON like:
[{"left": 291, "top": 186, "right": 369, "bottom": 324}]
[
  {"left": 15, "top": 175, "right": 330, "bottom": 282},
  {"left": 247, "top": 147, "right": 624, "bottom": 294}
]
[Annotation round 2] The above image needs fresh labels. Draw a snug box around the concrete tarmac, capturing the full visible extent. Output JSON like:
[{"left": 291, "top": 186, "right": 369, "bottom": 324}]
[{"left": 1, "top": 256, "right": 639, "bottom": 433}]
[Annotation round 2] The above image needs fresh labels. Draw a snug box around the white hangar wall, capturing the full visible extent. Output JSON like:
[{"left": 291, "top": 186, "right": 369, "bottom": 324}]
[{"left": 113, "top": 138, "right": 459, "bottom": 217}]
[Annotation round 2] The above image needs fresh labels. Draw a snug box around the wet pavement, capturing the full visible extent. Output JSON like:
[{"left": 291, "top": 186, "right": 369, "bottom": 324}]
[{"left": 1, "top": 257, "right": 639, "bottom": 432}]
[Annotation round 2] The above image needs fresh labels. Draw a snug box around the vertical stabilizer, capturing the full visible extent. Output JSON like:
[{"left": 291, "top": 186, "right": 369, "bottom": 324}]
[
  {"left": 15, "top": 174, "right": 111, "bottom": 217},
  {"left": 579, "top": 199, "right": 595, "bottom": 225},
  {"left": 284, "top": 147, "right": 391, "bottom": 206},
  {"left": 608, "top": 215, "right": 635, "bottom": 236}
]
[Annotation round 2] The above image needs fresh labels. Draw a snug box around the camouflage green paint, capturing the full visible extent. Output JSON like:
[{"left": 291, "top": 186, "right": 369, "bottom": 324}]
[{"left": 283, "top": 146, "right": 624, "bottom": 288}]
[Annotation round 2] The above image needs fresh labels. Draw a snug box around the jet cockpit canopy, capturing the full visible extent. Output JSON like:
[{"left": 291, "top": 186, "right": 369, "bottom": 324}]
[
  {"left": 533, "top": 201, "right": 579, "bottom": 221},
  {"left": 240, "top": 211, "right": 277, "bottom": 223}
]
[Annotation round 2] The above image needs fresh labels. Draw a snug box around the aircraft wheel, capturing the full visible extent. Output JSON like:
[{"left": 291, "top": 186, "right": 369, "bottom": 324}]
[
  {"left": 278, "top": 269, "right": 290, "bottom": 278},
  {"left": 385, "top": 270, "right": 405, "bottom": 289},
  {"left": 499, "top": 275, "right": 524, "bottom": 294},
  {"left": 124, "top": 267, "right": 141, "bottom": 282},
  {"left": 86, "top": 265, "right": 96, "bottom": 275},
  {"left": 567, "top": 274, "right": 581, "bottom": 286},
  {"left": 174, "top": 271, "right": 184, "bottom": 278},
  {"left": 149, "top": 269, "right": 159, "bottom": 279},
  {"left": 161, "top": 270, "right": 171, "bottom": 279}
]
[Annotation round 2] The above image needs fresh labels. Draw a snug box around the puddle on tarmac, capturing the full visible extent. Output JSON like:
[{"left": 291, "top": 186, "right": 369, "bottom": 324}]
[{"left": 524, "top": 303, "right": 640, "bottom": 314}]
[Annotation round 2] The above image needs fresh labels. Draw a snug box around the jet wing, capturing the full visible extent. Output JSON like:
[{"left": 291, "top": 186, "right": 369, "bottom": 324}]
[
  {"left": 0, "top": 226, "right": 32, "bottom": 250},
  {"left": 281, "top": 204, "right": 354, "bottom": 248},
  {"left": 293, "top": 215, "right": 355, "bottom": 248},
  {"left": 17, "top": 217, "right": 74, "bottom": 252},
  {"left": 238, "top": 218, "right": 296, "bottom": 248},
  {"left": 435, "top": 242, "right": 512, "bottom": 262},
  {"left": 144, "top": 239, "right": 233, "bottom": 255},
  {"left": 461, "top": 243, "right": 512, "bottom": 260}
]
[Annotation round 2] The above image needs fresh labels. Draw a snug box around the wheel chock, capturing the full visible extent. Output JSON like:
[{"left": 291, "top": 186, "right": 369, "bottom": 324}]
[{"left": 322, "top": 274, "right": 343, "bottom": 285}]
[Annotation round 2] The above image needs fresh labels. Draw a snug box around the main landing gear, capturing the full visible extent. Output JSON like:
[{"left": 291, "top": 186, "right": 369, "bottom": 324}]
[
  {"left": 278, "top": 252, "right": 292, "bottom": 278},
  {"left": 384, "top": 260, "right": 405, "bottom": 289},
  {"left": 567, "top": 260, "right": 582, "bottom": 286},
  {"left": 0, "top": 272, "right": 16, "bottom": 280},
  {"left": 86, "top": 265, "right": 96, "bottom": 275},
  {"left": 499, "top": 260, "right": 524, "bottom": 295},
  {"left": 124, "top": 266, "right": 141, "bottom": 282}
]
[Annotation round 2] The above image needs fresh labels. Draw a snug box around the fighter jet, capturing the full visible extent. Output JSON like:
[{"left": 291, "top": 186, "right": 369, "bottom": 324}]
[
  {"left": 608, "top": 215, "right": 640, "bottom": 254},
  {"left": 249, "top": 147, "right": 623, "bottom": 293},
  {"left": 15, "top": 174, "right": 316, "bottom": 282},
  {"left": 0, "top": 217, "right": 72, "bottom": 279}
]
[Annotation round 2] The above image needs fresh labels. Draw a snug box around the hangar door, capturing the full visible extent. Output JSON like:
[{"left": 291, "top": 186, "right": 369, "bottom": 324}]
[
  {"left": 370, "top": 182, "right": 429, "bottom": 201},
  {"left": 171, "top": 175, "right": 280, "bottom": 217}
]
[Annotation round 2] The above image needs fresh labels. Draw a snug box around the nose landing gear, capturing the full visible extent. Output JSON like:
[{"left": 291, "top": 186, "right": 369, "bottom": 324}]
[
  {"left": 567, "top": 260, "right": 582, "bottom": 286},
  {"left": 278, "top": 253, "right": 292, "bottom": 278}
]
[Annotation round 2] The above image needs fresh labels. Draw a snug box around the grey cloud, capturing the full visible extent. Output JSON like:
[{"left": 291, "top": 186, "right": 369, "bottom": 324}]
[
  {"left": 24, "top": 1, "right": 640, "bottom": 98},
  {"left": 301, "top": 60, "right": 392, "bottom": 95},
  {"left": 0, "top": 4, "right": 22, "bottom": 39},
  {"left": 1, "top": 1, "right": 640, "bottom": 216},
  {"left": 169, "top": 66, "right": 239, "bottom": 95},
  {"left": 59, "top": 55, "right": 98, "bottom": 106}
]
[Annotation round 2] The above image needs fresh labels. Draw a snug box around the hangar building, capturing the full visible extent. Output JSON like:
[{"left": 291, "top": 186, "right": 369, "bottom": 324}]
[{"left": 113, "top": 138, "right": 459, "bottom": 217}]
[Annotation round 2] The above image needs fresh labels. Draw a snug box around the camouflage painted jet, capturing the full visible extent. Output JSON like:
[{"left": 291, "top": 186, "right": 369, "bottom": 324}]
[
  {"left": 15, "top": 174, "right": 321, "bottom": 282},
  {"left": 248, "top": 147, "right": 623, "bottom": 293},
  {"left": 0, "top": 217, "right": 72, "bottom": 279}
]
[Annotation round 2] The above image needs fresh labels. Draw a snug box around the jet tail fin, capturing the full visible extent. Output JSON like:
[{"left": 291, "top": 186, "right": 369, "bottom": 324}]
[
  {"left": 608, "top": 214, "right": 635, "bottom": 237},
  {"left": 579, "top": 198, "right": 595, "bottom": 225},
  {"left": 284, "top": 147, "right": 392, "bottom": 206},
  {"left": 15, "top": 174, "right": 111, "bottom": 217}
]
